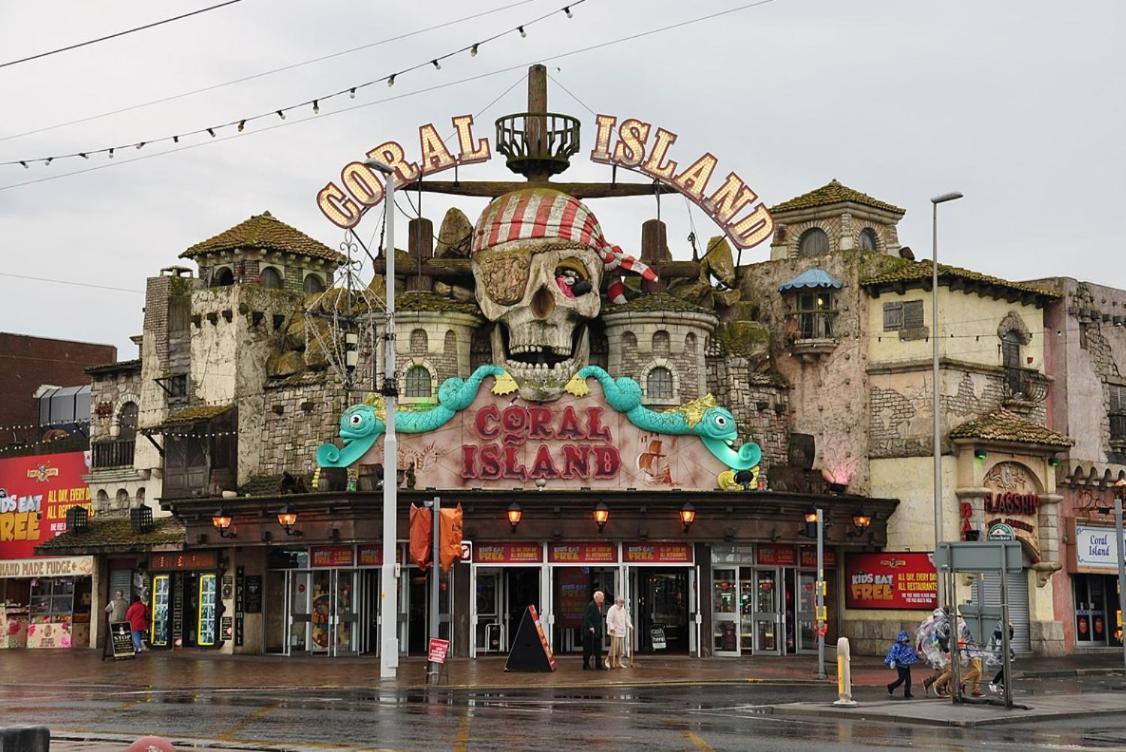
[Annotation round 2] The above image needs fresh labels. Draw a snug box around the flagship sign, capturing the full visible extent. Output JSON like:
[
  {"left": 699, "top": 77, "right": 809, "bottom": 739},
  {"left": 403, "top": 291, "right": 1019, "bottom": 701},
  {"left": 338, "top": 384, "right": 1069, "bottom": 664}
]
[{"left": 315, "top": 112, "right": 773, "bottom": 250}]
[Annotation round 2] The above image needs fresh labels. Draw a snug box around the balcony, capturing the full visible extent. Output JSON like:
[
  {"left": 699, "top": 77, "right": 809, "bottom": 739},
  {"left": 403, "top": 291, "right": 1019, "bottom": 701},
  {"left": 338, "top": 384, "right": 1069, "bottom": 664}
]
[
  {"left": 1002, "top": 366, "right": 1048, "bottom": 411},
  {"left": 91, "top": 438, "right": 135, "bottom": 469},
  {"left": 786, "top": 311, "right": 839, "bottom": 361}
]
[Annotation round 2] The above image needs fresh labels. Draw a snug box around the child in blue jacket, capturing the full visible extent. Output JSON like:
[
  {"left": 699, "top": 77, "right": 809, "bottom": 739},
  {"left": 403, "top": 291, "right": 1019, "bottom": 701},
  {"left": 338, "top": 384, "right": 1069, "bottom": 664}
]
[{"left": 884, "top": 629, "right": 919, "bottom": 698}]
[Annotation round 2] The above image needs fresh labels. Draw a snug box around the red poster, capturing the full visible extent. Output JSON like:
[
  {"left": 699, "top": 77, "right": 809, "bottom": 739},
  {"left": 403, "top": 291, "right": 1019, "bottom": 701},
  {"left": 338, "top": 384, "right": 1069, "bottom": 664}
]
[
  {"left": 547, "top": 542, "right": 618, "bottom": 563},
  {"left": 622, "top": 542, "right": 693, "bottom": 564},
  {"left": 845, "top": 552, "right": 937, "bottom": 610},
  {"left": 358, "top": 544, "right": 402, "bottom": 566},
  {"left": 798, "top": 547, "right": 838, "bottom": 569},
  {"left": 311, "top": 545, "right": 354, "bottom": 568},
  {"left": 757, "top": 545, "right": 797, "bottom": 566},
  {"left": 556, "top": 567, "right": 590, "bottom": 628},
  {"left": 428, "top": 638, "right": 450, "bottom": 664},
  {"left": 0, "top": 452, "right": 92, "bottom": 560},
  {"left": 473, "top": 542, "right": 543, "bottom": 564},
  {"left": 529, "top": 605, "right": 557, "bottom": 671}
]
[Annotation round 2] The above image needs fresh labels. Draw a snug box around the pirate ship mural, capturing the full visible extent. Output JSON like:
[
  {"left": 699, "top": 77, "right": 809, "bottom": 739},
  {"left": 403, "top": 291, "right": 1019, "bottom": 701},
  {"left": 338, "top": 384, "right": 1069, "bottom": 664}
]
[{"left": 304, "top": 65, "right": 780, "bottom": 492}]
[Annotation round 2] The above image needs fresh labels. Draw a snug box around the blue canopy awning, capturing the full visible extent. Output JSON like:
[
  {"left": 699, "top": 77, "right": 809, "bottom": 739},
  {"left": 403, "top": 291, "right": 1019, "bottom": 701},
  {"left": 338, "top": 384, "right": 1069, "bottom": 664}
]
[{"left": 778, "top": 267, "right": 844, "bottom": 293}]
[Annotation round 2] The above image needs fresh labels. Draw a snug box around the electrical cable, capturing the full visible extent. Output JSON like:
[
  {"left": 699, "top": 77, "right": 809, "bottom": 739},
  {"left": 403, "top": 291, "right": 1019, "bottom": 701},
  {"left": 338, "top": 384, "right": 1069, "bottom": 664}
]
[
  {"left": 0, "top": 0, "right": 540, "bottom": 143},
  {"left": 0, "top": 271, "right": 144, "bottom": 293},
  {"left": 0, "top": 0, "right": 245, "bottom": 70}
]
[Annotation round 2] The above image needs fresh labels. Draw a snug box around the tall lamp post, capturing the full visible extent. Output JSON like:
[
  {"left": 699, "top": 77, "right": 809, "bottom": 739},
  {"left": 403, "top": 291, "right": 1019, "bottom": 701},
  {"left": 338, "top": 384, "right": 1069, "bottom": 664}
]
[
  {"left": 366, "top": 158, "right": 399, "bottom": 680},
  {"left": 1115, "top": 478, "right": 1126, "bottom": 677},
  {"left": 931, "top": 191, "right": 963, "bottom": 605}
]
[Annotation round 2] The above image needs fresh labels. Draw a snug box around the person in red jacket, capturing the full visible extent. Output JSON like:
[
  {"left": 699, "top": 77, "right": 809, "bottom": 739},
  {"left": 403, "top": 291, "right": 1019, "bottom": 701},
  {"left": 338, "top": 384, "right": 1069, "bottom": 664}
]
[{"left": 124, "top": 594, "right": 149, "bottom": 653}]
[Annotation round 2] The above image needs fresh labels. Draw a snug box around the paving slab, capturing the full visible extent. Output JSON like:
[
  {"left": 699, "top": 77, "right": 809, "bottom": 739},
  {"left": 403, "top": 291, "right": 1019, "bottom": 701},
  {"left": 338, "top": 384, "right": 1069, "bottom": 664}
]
[{"left": 770, "top": 693, "right": 1126, "bottom": 727}]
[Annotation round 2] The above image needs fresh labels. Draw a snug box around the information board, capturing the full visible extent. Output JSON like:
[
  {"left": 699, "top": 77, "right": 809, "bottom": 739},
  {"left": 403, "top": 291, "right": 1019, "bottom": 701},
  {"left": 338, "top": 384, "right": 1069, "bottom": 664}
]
[{"left": 110, "top": 621, "right": 135, "bottom": 660}]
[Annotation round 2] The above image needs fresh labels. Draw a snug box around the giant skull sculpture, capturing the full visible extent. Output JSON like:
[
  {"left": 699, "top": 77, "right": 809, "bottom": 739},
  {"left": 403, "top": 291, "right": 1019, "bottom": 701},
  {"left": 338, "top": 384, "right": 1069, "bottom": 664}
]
[{"left": 471, "top": 187, "right": 656, "bottom": 402}]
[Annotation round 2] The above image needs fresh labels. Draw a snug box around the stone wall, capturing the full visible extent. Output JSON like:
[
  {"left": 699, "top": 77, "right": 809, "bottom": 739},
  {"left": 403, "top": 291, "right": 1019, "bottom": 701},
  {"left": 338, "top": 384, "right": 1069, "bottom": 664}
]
[
  {"left": 707, "top": 351, "right": 789, "bottom": 473},
  {"left": 604, "top": 312, "right": 714, "bottom": 404}
]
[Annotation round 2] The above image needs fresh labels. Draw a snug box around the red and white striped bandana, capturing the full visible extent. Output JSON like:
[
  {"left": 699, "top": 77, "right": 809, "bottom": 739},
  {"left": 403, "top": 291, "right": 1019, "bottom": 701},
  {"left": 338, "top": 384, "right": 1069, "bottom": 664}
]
[{"left": 471, "top": 188, "right": 658, "bottom": 290}]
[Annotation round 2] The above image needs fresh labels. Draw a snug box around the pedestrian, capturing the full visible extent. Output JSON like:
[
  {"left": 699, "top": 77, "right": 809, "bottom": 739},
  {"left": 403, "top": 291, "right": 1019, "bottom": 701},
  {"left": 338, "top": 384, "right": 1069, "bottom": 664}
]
[
  {"left": 102, "top": 589, "right": 128, "bottom": 659},
  {"left": 918, "top": 607, "right": 951, "bottom": 697},
  {"left": 582, "top": 590, "right": 605, "bottom": 671},
  {"left": 125, "top": 594, "right": 149, "bottom": 654},
  {"left": 884, "top": 629, "right": 919, "bottom": 698},
  {"left": 606, "top": 596, "right": 633, "bottom": 669},
  {"left": 958, "top": 619, "right": 984, "bottom": 698},
  {"left": 988, "top": 621, "right": 1015, "bottom": 693}
]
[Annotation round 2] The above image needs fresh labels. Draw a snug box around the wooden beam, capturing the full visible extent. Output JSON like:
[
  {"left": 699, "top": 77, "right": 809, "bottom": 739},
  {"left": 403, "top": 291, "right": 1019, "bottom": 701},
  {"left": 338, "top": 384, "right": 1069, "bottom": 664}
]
[{"left": 400, "top": 179, "right": 678, "bottom": 199}]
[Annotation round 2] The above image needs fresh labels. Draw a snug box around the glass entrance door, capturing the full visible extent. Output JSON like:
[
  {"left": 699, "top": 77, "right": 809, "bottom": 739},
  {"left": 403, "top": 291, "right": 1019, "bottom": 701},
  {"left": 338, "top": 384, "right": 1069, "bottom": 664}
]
[
  {"left": 475, "top": 568, "right": 503, "bottom": 654},
  {"left": 796, "top": 570, "right": 817, "bottom": 652},
  {"left": 752, "top": 568, "right": 781, "bottom": 654},
  {"left": 712, "top": 568, "right": 738, "bottom": 656},
  {"left": 287, "top": 569, "right": 361, "bottom": 656},
  {"left": 333, "top": 569, "right": 358, "bottom": 656}
]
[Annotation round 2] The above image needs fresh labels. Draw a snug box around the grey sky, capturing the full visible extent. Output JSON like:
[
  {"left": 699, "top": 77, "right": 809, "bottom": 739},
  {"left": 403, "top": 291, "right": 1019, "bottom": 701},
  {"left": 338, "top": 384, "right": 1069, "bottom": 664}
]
[{"left": 1, "top": 0, "right": 1122, "bottom": 359}]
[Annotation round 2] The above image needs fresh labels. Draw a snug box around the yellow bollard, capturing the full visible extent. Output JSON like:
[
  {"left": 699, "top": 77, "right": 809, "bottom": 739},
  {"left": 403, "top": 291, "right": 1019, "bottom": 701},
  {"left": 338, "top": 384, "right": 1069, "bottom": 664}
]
[{"left": 833, "top": 636, "right": 858, "bottom": 706}]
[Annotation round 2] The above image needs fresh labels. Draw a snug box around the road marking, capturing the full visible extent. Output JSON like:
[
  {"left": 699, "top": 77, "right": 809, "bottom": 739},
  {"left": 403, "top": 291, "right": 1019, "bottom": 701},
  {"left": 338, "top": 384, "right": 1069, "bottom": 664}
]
[
  {"left": 217, "top": 703, "right": 276, "bottom": 741},
  {"left": 452, "top": 713, "right": 471, "bottom": 752},
  {"left": 681, "top": 729, "right": 714, "bottom": 751}
]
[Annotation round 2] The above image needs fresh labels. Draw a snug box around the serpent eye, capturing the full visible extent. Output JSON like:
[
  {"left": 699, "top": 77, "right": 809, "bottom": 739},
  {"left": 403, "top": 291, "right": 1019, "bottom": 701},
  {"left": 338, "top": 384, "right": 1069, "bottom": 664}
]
[
  {"left": 349, "top": 413, "right": 364, "bottom": 426},
  {"left": 713, "top": 415, "right": 729, "bottom": 429}
]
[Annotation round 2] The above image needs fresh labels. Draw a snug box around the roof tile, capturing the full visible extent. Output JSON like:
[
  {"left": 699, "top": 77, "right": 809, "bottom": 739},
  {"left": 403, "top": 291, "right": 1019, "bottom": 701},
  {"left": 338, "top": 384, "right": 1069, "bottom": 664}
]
[
  {"left": 36, "top": 517, "right": 185, "bottom": 553},
  {"left": 949, "top": 408, "right": 1073, "bottom": 447},
  {"left": 860, "top": 258, "right": 1060, "bottom": 300},
  {"left": 181, "top": 211, "right": 345, "bottom": 264},
  {"left": 770, "top": 179, "right": 904, "bottom": 215}
]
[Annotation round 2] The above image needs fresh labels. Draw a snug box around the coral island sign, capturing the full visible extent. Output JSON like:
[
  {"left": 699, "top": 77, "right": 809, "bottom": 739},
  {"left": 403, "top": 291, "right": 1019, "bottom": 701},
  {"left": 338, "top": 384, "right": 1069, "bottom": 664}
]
[
  {"left": 315, "top": 366, "right": 761, "bottom": 491},
  {"left": 314, "top": 112, "right": 772, "bottom": 249}
]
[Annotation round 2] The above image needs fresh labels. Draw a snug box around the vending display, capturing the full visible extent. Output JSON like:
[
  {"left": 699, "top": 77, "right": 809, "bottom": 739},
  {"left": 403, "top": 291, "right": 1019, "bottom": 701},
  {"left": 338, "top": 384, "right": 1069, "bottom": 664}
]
[{"left": 198, "top": 574, "right": 217, "bottom": 647}]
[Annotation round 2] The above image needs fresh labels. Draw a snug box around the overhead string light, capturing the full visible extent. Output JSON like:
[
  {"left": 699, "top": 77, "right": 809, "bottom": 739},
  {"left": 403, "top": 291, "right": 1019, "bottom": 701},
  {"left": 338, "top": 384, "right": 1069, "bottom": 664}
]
[{"left": 0, "top": 0, "right": 588, "bottom": 169}]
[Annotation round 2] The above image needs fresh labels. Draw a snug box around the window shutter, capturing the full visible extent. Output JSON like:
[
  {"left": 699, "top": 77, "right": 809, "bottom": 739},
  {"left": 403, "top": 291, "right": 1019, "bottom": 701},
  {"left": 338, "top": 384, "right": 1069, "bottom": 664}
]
[
  {"left": 1111, "top": 385, "right": 1126, "bottom": 413},
  {"left": 883, "top": 303, "right": 903, "bottom": 331},
  {"left": 903, "top": 301, "right": 924, "bottom": 329}
]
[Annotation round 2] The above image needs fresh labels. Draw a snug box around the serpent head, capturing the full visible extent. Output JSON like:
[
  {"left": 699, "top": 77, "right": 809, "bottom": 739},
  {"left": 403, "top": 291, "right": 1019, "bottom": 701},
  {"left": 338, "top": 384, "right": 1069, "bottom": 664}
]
[
  {"left": 696, "top": 407, "right": 762, "bottom": 471},
  {"left": 339, "top": 404, "right": 384, "bottom": 440}
]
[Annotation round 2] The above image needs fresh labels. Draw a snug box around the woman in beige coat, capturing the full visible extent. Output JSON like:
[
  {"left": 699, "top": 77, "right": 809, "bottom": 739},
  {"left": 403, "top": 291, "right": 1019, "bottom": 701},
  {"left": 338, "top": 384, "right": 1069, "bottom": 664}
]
[{"left": 606, "top": 596, "right": 633, "bottom": 669}]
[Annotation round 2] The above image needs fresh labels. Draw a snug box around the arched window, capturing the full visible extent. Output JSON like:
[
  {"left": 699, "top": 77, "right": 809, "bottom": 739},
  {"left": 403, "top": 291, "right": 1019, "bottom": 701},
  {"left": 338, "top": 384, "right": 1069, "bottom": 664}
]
[
  {"left": 1002, "top": 331, "right": 1022, "bottom": 368},
  {"left": 858, "top": 227, "right": 879, "bottom": 251},
  {"left": 136, "top": 487, "right": 146, "bottom": 503},
  {"left": 212, "top": 267, "right": 235, "bottom": 287},
  {"left": 260, "top": 267, "right": 283, "bottom": 289},
  {"left": 115, "top": 489, "right": 129, "bottom": 506},
  {"left": 652, "top": 330, "right": 671, "bottom": 355},
  {"left": 404, "top": 365, "right": 432, "bottom": 399},
  {"left": 798, "top": 228, "right": 830, "bottom": 257},
  {"left": 303, "top": 274, "right": 325, "bottom": 294},
  {"left": 118, "top": 402, "right": 139, "bottom": 439},
  {"left": 647, "top": 366, "right": 674, "bottom": 400}
]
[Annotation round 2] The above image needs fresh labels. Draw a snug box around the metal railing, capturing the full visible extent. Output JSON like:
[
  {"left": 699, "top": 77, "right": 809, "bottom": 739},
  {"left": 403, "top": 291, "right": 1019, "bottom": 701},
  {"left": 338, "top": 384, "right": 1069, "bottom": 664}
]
[
  {"left": 495, "top": 112, "right": 581, "bottom": 178},
  {"left": 91, "top": 438, "right": 135, "bottom": 469},
  {"left": 1002, "top": 366, "right": 1048, "bottom": 403}
]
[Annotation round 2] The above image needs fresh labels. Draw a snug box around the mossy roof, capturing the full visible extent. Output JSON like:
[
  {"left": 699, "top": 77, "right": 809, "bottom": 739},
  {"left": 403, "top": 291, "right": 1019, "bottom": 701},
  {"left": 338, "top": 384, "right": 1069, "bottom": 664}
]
[
  {"left": 85, "top": 359, "right": 142, "bottom": 376},
  {"left": 949, "top": 409, "right": 1073, "bottom": 447},
  {"left": 606, "top": 292, "right": 714, "bottom": 316},
  {"left": 397, "top": 291, "right": 480, "bottom": 315},
  {"left": 860, "top": 258, "right": 1060, "bottom": 299},
  {"left": 36, "top": 517, "right": 185, "bottom": 554},
  {"left": 182, "top": 211, "right": 346, "bottom": 264},
  {"left": 769, "top": 179, "right": 904, "bottom": 215},
  {"left": 162, "top": 404, "right": 233, "bottom": 425}
]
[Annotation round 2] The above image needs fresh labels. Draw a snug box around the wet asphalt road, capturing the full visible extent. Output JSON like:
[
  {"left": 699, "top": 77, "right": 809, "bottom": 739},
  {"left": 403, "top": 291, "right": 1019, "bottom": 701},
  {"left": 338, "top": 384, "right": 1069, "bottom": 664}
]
[{"left": 5, "top": 678, "right": 1126, "bottom": 751}]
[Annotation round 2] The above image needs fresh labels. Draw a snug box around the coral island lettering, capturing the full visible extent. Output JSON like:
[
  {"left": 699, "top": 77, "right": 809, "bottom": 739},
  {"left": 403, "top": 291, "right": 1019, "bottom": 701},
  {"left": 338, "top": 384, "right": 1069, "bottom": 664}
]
[
  {"left": 315, "top": 112, "right": 772, "bottom": 250},
  {"left": 461, "top": 404, "right": 619, "bottom": 481}
]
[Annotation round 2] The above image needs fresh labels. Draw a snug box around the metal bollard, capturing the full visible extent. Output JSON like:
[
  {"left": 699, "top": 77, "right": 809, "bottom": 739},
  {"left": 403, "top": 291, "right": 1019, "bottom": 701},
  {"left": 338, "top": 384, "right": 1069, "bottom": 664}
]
[{"left": 833, "top": 637, "right": 858, "bottom": 706}]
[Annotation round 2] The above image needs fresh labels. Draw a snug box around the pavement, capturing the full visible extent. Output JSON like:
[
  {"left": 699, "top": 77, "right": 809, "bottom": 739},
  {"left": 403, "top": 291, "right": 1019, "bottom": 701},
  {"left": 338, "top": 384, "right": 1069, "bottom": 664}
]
[{"left": 0, "top": 647, "right": 1120, "bottom": 692}]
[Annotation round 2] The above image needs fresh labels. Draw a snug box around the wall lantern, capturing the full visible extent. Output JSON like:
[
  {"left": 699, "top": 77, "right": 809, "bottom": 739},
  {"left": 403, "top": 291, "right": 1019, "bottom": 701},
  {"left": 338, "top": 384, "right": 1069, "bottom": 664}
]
[
  {"left": 801, "top": 509, "right": 818, "bottom": 538},
  {"left": 679, "top": 502, "right": 697, "bottom": 532},
  {"left": 974, "top": 448, "right": 988, "bottom": 460},
  {"left": 507, "top": 502, "right": 523, "bottom": 532},
  {"left": 593, "top": 502, "right": 610, "bottom": 533},
  {"left": 848, "top": 512, "right": 872, "bottom": 538},
  {"left": 211, "top": 509, "right": 236, "bottom": 539},
  {"left": 277, "top": 506, "right": 302, "bottom": 536},
  {"left": 1047, "top": 455, "right": 1060, "bottom": 467}
]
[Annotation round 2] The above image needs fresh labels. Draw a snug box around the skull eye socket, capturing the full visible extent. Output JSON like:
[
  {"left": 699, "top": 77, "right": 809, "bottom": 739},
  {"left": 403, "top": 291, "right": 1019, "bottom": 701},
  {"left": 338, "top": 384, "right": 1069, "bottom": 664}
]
[
  {"left": 476, "top": 252, "right": 531, "bottom": 306},
  {"left": 555, "top": 259, "right": 593, "bottom": 297}
]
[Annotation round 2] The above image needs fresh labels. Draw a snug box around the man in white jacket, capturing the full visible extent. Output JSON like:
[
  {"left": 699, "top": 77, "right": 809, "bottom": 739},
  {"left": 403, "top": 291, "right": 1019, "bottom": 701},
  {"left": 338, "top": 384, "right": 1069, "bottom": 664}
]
[{"left": 606, "top": 596, "right": 633, "bottom": 669}]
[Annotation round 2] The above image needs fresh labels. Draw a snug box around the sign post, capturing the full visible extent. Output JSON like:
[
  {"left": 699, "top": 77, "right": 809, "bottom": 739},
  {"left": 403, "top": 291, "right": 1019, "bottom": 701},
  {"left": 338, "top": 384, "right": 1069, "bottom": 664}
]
[
  {"left": 1116, "top": 489, "right": 1126, "bottom": 681},
  {"left": 428, "top": 495, "right": 441, "bottom": 686},
  {"left": 816, "top": 507, "right": 826, "bottom": 680}
]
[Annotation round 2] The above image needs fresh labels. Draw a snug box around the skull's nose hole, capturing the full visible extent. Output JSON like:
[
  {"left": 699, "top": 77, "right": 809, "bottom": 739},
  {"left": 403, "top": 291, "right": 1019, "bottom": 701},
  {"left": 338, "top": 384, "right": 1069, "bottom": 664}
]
[{"left": 531, "top": 286, "right": 555, "bottom": 320}]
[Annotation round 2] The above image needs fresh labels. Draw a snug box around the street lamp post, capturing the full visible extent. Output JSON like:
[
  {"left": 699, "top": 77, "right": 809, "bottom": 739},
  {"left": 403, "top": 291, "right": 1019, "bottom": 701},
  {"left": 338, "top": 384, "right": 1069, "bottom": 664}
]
[
  {"left": 1115, "top": 479, "right": 1126, "bottom": 678},
  {"left": 931, "top": 191, "right": 963, "bottom": 605},
  {"left": 366, "top": 158, "right": 399, "bottom": 680}
]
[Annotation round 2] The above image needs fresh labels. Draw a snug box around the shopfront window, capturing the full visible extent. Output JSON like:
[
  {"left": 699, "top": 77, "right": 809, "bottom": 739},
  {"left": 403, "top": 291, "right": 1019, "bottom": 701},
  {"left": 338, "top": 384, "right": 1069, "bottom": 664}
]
[{"left": 1074, "top": 573, "right": 1122, "bottom": 647}]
